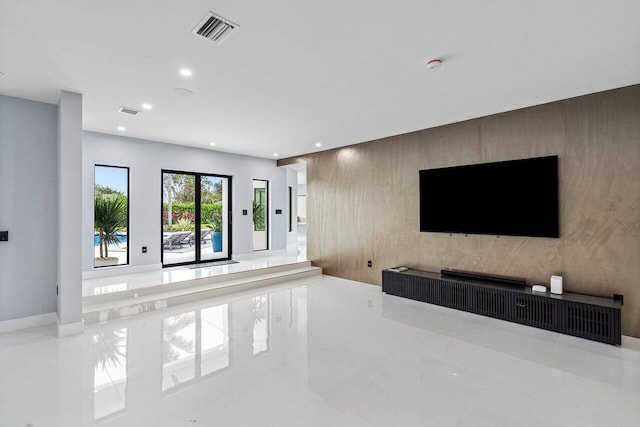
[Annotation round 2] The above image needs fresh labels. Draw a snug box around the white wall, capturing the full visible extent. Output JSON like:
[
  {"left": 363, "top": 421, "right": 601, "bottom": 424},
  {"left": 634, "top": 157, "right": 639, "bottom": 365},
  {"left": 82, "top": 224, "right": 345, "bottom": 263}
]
[
  {"left": 57, "top": 91, "right": 84, "bottom": 332},
  {"left": 0, "top": 95, "right": 58, "bottom": 322},
  {"left": 82, "top": 132, "right": 288, "bottom": 272}
]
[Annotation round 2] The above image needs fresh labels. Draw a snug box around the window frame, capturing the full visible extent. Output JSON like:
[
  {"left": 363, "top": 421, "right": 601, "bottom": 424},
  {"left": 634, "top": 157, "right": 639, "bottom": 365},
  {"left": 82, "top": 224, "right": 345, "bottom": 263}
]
[{"left": 94, "top": 164, "right": 130, "bottom": 268}]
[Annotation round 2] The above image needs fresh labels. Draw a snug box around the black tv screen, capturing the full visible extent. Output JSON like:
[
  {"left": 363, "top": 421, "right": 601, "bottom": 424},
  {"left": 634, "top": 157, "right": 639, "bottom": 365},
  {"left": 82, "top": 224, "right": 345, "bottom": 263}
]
[{"left": 419, "top": 156, "right": 559, "bottom": 238}]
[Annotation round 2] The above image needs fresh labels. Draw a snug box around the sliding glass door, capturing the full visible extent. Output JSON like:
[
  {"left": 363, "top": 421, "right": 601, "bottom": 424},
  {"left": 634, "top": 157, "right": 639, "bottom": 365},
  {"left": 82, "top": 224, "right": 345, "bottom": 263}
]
[
  {"left": 162, "top": 172, "right": 196, "bottom": 265},
  {"left": 200, "top": 175, "right": 230, "bottom": 261},
  {"left": 162, "top": 170, "right": 231, "bottom": 267}
]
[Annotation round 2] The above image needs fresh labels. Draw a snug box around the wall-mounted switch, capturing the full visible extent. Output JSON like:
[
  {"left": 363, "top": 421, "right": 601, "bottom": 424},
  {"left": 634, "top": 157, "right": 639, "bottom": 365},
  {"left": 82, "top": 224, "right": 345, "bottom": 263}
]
[
  {"left": 0, "top": 231, "right": 8, "bottom": 241},
  {"left": 142, "top": 246, "right": 147, "bottom": 253},
  {"left": 367, "top": 260, "right": 372, "bottom": 267},
  {"left": 242, "top": 209, "right": 248, "bottom": 215},
  {"left": 275, "top": 209, "right": 282, "bottom": 214}
]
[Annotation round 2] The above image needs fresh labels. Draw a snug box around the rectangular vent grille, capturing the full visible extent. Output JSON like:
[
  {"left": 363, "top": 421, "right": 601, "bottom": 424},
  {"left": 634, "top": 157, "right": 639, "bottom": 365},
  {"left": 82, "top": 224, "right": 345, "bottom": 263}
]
[
  {"left": 565, "top": 303, "right": 611, "bottom": 340},
  {"left": 118, "top": 107, "right": 140, "bottom": 115},
  {"left": 193, "top": 12, "right": 238, "bottom": 44},
  {"left": 476, "top": 288, "right": 506, "bottom": 318},
  {"left": 441, "top": 284, "right": 467, "bottom": 309},
  {"left": 514, "top": 296, "right": 553, "bottom": 328}
]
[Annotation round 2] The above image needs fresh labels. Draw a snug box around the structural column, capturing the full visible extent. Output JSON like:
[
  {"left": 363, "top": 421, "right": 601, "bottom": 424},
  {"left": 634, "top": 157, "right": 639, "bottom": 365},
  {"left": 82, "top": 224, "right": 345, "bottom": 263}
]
[{"left": 57, "top": 90, "right": 83, "bottom": 336}]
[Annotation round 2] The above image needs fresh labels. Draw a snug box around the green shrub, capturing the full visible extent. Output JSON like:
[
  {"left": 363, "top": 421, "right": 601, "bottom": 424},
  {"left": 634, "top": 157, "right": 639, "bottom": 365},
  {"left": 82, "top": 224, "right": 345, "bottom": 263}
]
[
  {"left": 163, "top": 202, "right": 222, "bottom": 226},
  {"left": 174, "top": 218, "right": 194, "bottom": 231}
]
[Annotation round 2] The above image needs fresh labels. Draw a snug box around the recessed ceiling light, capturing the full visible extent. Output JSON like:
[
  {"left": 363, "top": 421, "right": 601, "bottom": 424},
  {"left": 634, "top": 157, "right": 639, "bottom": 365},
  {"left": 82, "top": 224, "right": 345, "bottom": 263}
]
[
  {"left": 315, "top": 143, "right": 322, "bottom": 147},
  {"left": 142, "top": 103, "right": 153, "bottom": 110},
  {"left": 209, "top": 142, "right": 216, "bottom": 146},
  {"left": 179, "top": 68, "right": 193, "bottom": 77},
  {"left": 117, "top": 126, "right": 126, "bottom": 132},
  {"left": 273, "top": 153, "right": 278, "bottom": 157}
]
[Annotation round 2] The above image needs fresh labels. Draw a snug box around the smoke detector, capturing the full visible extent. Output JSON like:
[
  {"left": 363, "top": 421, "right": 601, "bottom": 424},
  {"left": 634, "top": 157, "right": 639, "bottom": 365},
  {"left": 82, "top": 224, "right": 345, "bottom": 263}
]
[
  {"left": 192, "top": 12, "right": 239, "bottom": 45},
  {"left": 426, "top": 59, "right": 443, "bottom": 70}
]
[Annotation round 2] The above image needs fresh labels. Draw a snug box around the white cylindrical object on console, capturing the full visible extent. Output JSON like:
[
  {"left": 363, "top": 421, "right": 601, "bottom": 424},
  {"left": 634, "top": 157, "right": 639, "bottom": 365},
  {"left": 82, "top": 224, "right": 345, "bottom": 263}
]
[{"left": 550, "top": 275, "right": 563, "bottom": 295}]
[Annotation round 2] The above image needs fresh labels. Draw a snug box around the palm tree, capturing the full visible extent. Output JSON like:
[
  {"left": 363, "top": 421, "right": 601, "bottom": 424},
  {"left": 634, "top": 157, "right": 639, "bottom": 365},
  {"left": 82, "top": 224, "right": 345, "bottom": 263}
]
[
  {"left": 163, "top": 173, "right": 175, "bottom": 229},
  {"left": 95, "top": 195, "right": 127, "bottom": 259}
]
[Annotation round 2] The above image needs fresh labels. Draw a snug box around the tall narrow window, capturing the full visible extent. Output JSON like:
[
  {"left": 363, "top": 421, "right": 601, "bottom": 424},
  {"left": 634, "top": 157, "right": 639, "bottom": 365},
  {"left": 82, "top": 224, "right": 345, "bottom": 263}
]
[
  {"left": 252, "top": 180, "right": 268, "bottom": 251},
  {"left": 94, "top": 165, "right": 129, "bottom": 268}
]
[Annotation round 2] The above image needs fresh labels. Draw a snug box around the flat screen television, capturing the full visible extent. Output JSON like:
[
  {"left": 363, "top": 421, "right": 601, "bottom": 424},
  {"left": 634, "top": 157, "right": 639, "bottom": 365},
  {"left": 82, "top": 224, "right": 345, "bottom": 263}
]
[{"left": 419, "top": 156, "right": 559, "bottom": 238}]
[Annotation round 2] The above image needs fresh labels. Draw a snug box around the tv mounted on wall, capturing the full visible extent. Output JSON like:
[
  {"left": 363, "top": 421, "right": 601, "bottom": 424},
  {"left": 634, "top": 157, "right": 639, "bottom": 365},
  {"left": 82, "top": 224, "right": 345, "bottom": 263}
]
[{"left": 419, "top": 155, "right": 559, "bottom": 238}]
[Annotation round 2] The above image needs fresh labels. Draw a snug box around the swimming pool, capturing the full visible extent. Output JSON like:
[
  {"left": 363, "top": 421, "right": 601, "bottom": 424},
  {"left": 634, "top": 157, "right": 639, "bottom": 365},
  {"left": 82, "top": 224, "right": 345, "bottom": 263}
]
[{"left": 94, "top": 234, "right": 127, "bottom": 246}]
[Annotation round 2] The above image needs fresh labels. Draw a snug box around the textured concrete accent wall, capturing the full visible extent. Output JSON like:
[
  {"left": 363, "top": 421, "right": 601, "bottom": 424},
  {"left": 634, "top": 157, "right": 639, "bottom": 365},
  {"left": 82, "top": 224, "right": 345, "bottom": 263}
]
[{"left": 290, "top": 85, "right": 640, "bottom": 337}]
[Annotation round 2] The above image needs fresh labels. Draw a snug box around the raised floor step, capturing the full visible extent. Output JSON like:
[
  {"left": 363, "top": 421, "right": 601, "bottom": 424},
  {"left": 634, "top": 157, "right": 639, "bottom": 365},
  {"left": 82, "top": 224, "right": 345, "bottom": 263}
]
[
  {"left": 84, "top": 260, "right": 313, "bottom": 305},
  {"left": 83, "top": 265, "right": 321, "bottom": 324}
]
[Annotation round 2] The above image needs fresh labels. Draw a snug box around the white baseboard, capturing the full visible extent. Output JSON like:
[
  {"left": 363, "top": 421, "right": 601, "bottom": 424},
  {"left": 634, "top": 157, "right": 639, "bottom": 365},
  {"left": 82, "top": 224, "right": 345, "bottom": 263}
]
[
  {"left": 0, "top": 312, "right": 57, "bottom": 334},
  {"left": 56, "top": 318, "right": 84, "bottom": 337},
  {"left": 83, "top": 263, "right": 162, "bottom": 280}
]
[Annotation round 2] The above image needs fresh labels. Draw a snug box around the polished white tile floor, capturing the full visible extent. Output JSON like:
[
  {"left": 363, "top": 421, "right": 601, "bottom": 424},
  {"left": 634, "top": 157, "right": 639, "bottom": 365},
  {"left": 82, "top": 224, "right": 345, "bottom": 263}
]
[{"left": 2, "top": 275, "right": 639, "bottom": 426}]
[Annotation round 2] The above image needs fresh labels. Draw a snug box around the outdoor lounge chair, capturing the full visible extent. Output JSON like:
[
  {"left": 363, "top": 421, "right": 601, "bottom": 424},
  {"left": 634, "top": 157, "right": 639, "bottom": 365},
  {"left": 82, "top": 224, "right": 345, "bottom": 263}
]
[
  {"left": 200, "top": 229, "right": 211, "bottom": 243},
  {"left": 163, "top": 231, "right": 192, "bottom": 250},
  {"left": 187, "top": 229, "right": 212, "bottom": 246}
]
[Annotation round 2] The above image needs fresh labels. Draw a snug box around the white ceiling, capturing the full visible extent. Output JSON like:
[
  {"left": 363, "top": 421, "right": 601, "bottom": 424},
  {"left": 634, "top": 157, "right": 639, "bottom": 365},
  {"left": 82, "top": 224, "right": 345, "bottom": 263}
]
[{"left": 1, "top": 1, "right": 638, "bottom": 159}]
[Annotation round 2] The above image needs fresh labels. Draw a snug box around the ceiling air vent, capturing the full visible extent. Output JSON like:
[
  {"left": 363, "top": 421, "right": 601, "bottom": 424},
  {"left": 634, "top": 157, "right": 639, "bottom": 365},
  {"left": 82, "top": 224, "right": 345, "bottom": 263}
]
[
  {"left": 192, "top": 12, "right": 239, "bottom": 45},
  {"left": 118, "top": 107, "right": 141, "bottom": 115}
]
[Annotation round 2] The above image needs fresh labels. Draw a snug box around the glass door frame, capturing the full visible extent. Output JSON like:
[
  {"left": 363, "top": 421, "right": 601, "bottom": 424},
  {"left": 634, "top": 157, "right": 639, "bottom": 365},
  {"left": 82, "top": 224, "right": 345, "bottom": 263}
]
[{"left": 161, "top": 169, "right": 233, "bottom": 267}]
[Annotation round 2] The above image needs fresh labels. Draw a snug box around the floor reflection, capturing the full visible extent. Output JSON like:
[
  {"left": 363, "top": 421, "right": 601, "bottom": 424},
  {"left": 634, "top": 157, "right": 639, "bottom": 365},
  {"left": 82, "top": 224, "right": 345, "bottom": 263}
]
[
  {"left": 252, "top": 295, "right": 269, "bottom": 356},
  {"left": 93, "top": 328, "right": 128, "bottom": 420},
  {"left": 3, "top": 278, "right": 638, "bottom": 426},
  {"left": 162, "top": 312, "right": 196, "bottom": 391},
  {"left": 162, "top": 303, "right": 230, "bottom": 392},
  {"left": 201, "top": 305, "right": 229, "bottom": 376}
]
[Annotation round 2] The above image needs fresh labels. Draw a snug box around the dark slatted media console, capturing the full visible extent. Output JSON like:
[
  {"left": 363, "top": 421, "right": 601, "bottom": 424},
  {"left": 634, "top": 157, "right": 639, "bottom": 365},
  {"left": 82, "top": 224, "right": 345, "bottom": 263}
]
[{"left": 382, "top": 269, "right": 622, "bottom": 345}]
